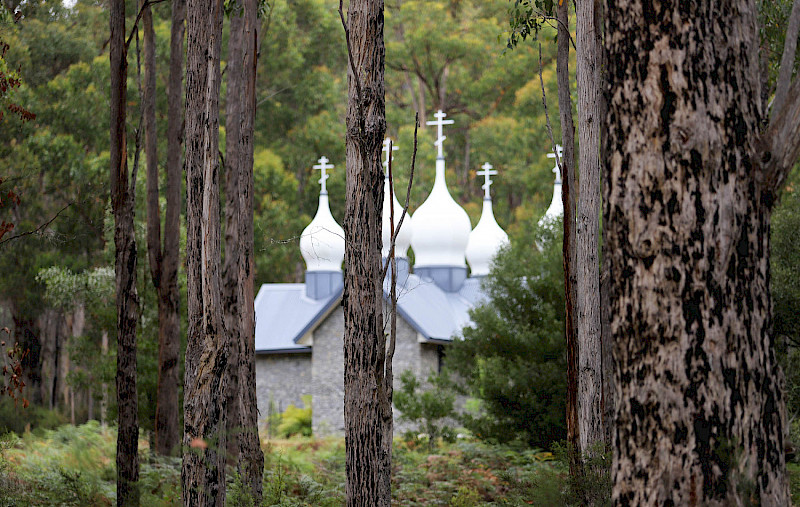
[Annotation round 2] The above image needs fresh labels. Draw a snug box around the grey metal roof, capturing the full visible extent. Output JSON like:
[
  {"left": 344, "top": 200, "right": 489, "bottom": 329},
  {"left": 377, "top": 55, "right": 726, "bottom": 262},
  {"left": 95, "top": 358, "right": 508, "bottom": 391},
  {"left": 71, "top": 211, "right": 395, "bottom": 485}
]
[
  {"left": 254, "top": 274, "right": 488, "bottom": 353},
  {"left": 254, "top": 283, "right": 340, "bottom": 354}
]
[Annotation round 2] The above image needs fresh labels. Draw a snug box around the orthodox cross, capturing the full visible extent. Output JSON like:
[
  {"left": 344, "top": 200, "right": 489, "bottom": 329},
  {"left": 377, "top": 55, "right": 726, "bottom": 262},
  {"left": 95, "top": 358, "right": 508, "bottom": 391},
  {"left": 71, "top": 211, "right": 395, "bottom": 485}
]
[
  {"left": 314, "top": 156, "right": 334, "bottom": 194},
  {"left": 477, "top": 162, "right": 498, "bottom": 200},
  {"left": 546, "top": 144, "right": 564, "bottom": 183},
  {"left": 382, "top": 138, "right": 399, "bottom": 175},
  {"left": 426, "top": 110, "right": 454, "bottom": 159}
]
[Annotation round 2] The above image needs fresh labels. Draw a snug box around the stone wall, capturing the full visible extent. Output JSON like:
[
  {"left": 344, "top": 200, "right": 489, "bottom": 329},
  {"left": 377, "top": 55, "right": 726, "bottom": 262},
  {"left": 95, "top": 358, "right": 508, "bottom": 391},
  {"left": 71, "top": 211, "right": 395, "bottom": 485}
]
[
  {"left": 310, "top": 305, "right": 345, "bottom": 435},
  {"left": 310, "top": 304, "right": 444, "bottom": 435},
  {"left": 255, "top": 353, "right": 312, "bottom": 430}
]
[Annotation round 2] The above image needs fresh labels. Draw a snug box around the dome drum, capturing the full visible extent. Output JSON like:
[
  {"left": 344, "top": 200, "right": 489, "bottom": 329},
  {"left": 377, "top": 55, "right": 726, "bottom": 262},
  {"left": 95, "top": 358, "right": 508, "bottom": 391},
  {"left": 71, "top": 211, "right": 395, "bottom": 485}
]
[
  {"left": 414, "top": 265, "right": 468, "bottom": 293},
  {"left": 305, "top": 271, "right": 343, "bottom": 300}
]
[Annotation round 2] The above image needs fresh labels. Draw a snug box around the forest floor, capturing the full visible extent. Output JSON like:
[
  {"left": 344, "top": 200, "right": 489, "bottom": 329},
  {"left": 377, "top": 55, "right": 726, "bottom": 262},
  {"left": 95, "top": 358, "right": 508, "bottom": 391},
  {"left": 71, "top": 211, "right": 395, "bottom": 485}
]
[{"left": 0, "top": 422, "right": 799, "bottom": 506}]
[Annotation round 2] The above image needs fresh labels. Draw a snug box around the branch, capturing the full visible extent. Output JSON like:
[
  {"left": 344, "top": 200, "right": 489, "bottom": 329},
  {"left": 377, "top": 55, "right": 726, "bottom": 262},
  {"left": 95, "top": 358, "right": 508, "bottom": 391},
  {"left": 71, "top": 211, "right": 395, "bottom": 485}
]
[
  {"left": 0, "top": 203, "right": 73, "bottom": 247},
  {"left": 125, "top": 0, "right": 168, "bottom": 51},
  {"left": 758, "top": 75, "right": 800, "bottom": 201},
  {"left": 771, "top": 0, "right": 800, "bottom": 120},
  {"left": 338, "top": 0, "right": 365, "bottom": 133},
  {"left": 380, "top": 114, "right": 418, "bottom": 282},
  {"left": 539, "top": 43, "right": 561, "bottom": 173}
]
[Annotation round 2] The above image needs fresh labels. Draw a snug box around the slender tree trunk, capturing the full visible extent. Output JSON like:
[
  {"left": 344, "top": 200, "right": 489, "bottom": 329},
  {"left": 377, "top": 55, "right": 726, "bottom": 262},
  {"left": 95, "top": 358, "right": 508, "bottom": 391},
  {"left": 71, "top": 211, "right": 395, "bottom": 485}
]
[
  {"left": 154, "top": 0, "right": 185, "bottom": 457},
  {"left": 183, "top": 0, "right": 227, "bottom": 503},
  {"left": 575, "top": 0, "right": 603, "bottom": 457},
  {"left": 605, "top": 0, "right": 791, "bottom": 503},
  {"left": 236, "top": 0, "right": 264, "bottom": 498},
  {"left": 556, "top": 0, "right": 579, "bottom": 475},
  {"left": 223, "top": 0, "right": 244, "bottom": 467},
  {"left": 341, "top": 0, "right": 389, "bottom": 504},
  {"left": 600, "top": 255, "right": 613, "bottom": 448},
  {"left": 101, "top": 329, "right": 108, "bottom": 427},
  {"left": 223, "top": 1, "right": 265, "bottom": 500},
  {"left": 596, "top": 0, "right": 613, "bottom": 451},
  {"left": 110, "top": 0, "right": 140, "bottom": 503}
]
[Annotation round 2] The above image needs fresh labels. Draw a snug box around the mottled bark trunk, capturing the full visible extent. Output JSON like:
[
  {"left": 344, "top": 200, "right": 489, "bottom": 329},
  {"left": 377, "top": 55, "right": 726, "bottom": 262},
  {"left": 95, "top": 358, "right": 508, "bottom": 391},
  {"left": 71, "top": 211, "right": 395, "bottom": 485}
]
[
  {"left": 342, "top": 0, "right": 389, "bottom": 504},
  {"left": 575, "top": 0, "right": 603, "bottom": 457},
  {"left": 153, "top": 0, "right": 184, "bottom": 458},
  {"left": 110, "top": 0, "right": 140, "bottom": 503},
  {"left": 183, "top": 0, "right": 227, "bottom": 503},
  {"left": 556, "top": 0, "right": 579, "bottom": 474},
  {"left": 605, "top": 0, "right": 789, "bottom": 503}
]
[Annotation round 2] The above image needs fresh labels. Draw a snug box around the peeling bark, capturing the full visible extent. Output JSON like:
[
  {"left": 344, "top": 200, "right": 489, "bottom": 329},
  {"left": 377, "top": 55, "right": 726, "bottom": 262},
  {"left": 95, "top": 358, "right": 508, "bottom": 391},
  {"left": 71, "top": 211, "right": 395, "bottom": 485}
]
[
  {"left": 604, "top": 0, "right": 789, "bottom": 503},
  {"left": 182, "top": 0, "right": 227, "bottom": 503},
  {"left": 341, "top": 0, "right": 390, "bottom": 504}
]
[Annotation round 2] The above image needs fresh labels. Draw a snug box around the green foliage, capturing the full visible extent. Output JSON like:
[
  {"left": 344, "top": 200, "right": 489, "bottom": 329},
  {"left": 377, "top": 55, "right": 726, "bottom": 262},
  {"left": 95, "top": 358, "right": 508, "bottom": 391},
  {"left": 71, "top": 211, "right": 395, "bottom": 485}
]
[
  {"left": 0, "top": 398, "right": 65, "bottom": 435},
  {"left": 446, "top": 218, "right": 566, "bottom": 449},
  {"left": 0, "top": 422, "right": 181, "bottom": 506},
  {"left": 505, "top": 0, "right": 555, "bottom": 50},
  {"left": 277, "top": 395, "right": 313, "bottom": 438},
  {"left": 394, "top": 369, "right": 457, "bottom": 448}
]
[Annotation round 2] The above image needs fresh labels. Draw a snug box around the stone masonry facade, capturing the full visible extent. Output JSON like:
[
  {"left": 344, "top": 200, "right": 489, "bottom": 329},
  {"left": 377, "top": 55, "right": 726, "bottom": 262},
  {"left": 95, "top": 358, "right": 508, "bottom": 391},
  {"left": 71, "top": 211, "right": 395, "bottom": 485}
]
[{"left": 254, "top": 302, "right": 443, "bottom": 436}]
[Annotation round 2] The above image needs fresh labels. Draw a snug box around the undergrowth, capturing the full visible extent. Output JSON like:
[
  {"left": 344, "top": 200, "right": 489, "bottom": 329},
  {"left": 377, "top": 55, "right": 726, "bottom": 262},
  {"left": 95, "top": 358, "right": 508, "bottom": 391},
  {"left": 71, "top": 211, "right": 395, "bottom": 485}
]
[{"left": 4, "top": 422, "right": 747, "bottom": 505}]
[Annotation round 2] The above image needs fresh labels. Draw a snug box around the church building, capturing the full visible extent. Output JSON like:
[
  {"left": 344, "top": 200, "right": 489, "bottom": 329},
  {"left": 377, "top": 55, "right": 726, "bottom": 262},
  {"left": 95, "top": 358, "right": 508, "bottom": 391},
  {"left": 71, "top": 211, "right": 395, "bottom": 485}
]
[{"left": 253, "top": 111, "right": 556, "bottom": 435}]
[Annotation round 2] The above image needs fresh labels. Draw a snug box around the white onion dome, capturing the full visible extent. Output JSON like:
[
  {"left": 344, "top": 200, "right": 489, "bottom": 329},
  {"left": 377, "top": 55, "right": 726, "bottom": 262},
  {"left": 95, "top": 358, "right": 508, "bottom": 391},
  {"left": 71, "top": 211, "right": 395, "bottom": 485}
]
[
  {"left": 300, "top": 157, "right": 345, "bottom": 272},
  {"left": 382, "top": 173, "right": 414, "bottom": 258},
  {"left": 539, "top": 146, "right": 564, "bottom": 226},
  {"left": 410, "top": 157, "right": 472, "bottom": 267},
  {"left": 466, "top": 163, "right": 509, "bottom": 276}
]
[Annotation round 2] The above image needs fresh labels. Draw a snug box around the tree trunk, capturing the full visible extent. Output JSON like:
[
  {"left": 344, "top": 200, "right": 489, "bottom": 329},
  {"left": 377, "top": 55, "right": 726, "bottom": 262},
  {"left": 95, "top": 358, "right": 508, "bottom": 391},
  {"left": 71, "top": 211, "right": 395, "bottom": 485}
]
[
  {"left": 183, "top": 0, "right": 227, "bottom": 503},
  {"left": 556, "top": 0, "right": 579, "bottom": 475},
  {"left": 600, "top": 256, "right": 613, "bottom": 448},
  {"left": 110, "top": 0, "right": 140, "bottom": 502},
  {"left": 342, "top": 0, "right": 390, "bottom": 504},
  {"left": 223, "top": 0, "right": 244, "bottom": 468},
  {"left": 605, "top": 0, "right": 789, "bottom": 503},
  {"left": 223, "top": 1, "right": 265, "bottom": 500},
  {"left": 575, "top": 0, "right": 603, "bottom": 457},
  {"left": 153, "top": 0, "right": 185, "bottom": 458},
  {"left": 235, "top": 0, "right": 264, "bottom": 498}
]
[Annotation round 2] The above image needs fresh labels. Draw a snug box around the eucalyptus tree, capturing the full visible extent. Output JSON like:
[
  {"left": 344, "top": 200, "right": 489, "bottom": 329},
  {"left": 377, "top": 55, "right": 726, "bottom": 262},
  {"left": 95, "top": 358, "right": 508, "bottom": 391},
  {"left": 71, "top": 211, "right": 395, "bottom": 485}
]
[
  {"left": 141, "top": 0, "right": 183, "bottom": 457},
  {"left": 339, "top": 0, "right": 391, "bottom": 503},
  {"left": 224, "top": 0, "right": 264, "bottom": 500},
  {"left": 110, "top": 0, "right": 140, "bottom": 503},
  {"left": 182, "top": 0, "right": 227, "bottom": 502},
  {"left": 604, "top": 0, "right": 800, "bottom": 502}
]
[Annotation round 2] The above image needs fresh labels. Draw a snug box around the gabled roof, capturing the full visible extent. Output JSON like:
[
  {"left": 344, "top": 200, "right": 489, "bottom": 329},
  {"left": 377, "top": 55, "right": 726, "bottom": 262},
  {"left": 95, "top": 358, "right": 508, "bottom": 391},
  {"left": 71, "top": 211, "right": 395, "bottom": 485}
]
[
  {"left": 254, "top": 274, "right": 488, "bottom": 354},
  {"left": 254, "top": 283, "right": 341, "bottom": 354}
]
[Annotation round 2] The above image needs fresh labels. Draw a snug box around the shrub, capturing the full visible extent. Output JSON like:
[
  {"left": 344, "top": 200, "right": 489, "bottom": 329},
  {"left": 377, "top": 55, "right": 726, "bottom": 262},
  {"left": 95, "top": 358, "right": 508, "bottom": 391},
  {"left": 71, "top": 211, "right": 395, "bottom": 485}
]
[
  {"left": 277, "top": 395, "right": 312, "bottom": 438},
  {"left": 394, "top": 369, "right": 457, "bottom": 449}
]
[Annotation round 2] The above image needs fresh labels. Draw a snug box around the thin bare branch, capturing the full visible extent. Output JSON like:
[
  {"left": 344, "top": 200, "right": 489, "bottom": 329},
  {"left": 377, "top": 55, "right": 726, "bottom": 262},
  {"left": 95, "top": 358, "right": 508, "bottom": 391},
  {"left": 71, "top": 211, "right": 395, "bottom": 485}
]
[
  {"left": 380, "top": 115, "right": 418, "bottom": 282},
  {"left": 125, "top": 0, "right": 168, "bottom": 51},
  {"left": 338, "top": 0, "right": 365, "bottom": 133},
  {"left": 0, "top": 203, "right": 73, "bottom": 247},
  {"left": 539, "top": 43, "right": 561, "bottom": 172},
  {"left": 772, "top": 0, "right": 800, "bottom": 120}
]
